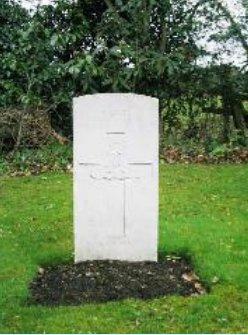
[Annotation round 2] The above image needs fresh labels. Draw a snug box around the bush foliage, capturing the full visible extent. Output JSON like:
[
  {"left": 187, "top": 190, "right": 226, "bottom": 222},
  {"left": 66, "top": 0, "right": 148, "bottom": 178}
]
[{"left": 0, "top": 0, "right": 247, "bottom": 162}]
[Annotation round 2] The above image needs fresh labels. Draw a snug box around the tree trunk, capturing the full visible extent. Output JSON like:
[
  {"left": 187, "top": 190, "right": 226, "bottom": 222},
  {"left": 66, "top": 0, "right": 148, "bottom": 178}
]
[
  {"left": 159, "top": 106, "right": 164, "bottom": 148},
  {"left": 231, "top": 100, "right": 247, "bottom": 144},
  {"left": 11, "top": 110, "right": 25, "bottom": 154}
]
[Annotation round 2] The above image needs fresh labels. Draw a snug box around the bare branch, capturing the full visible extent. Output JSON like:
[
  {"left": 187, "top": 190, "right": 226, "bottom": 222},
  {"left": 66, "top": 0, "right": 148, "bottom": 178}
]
[
  {"left": 104, "top": 0, "right": 120, "bottom": 17},
  {"left": 188, "top": 0, "right": 248, "bottom": 60},
  {"left": 215, "top": 0, "right": 248, "bottom": 59}
]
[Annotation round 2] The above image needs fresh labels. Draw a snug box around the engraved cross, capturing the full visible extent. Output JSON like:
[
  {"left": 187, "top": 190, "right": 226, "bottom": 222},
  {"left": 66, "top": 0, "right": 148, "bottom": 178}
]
[{"left": 79, "top": 132, "right": 153, "bottom": 235}]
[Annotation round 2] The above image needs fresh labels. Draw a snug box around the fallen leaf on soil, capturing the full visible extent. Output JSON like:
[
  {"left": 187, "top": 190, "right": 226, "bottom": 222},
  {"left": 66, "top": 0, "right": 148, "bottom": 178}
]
[
  {"left": 182, "top": 272, "right": 199, "bottom": 282},
  {"left": 38, "top": 267, "right": 45, "bottom": 275},
  {"left": 194, "top": 282, "right": 206, "bottom": 294}
]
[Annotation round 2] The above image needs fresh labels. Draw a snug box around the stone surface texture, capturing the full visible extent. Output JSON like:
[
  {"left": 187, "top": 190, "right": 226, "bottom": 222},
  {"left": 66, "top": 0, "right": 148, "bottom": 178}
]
[{"left": 73, "top": 93, "right": 158, "bottom": 262}]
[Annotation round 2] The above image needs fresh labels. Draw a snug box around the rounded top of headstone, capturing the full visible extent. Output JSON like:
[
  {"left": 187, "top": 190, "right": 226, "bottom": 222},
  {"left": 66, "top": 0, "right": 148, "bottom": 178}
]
[{"left": 73, "top": 93, "right": 158, "bottom": 102}]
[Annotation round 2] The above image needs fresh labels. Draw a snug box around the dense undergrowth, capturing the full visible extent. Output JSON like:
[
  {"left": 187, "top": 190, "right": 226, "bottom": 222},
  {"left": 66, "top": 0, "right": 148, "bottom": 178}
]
[{"left": 0, "top": 142, "right": 72, "bottom": 176}]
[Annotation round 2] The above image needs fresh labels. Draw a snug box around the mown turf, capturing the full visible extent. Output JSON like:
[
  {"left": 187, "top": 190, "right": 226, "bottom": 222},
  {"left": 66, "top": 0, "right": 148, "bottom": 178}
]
[{"left": 0, "top": 164, "right": 248, "bottom": 333}]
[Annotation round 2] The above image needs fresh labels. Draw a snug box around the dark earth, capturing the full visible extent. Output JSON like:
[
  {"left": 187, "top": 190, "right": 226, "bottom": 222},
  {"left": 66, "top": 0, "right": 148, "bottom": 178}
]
[{"left": 29, "top": 257, "right": 206, "bottom": 306}]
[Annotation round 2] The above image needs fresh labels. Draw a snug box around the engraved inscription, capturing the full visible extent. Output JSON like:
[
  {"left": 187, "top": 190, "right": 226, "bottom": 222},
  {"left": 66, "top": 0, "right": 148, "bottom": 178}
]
[{"left": 79, "top": 135, "right": 153, "bottom": 236}]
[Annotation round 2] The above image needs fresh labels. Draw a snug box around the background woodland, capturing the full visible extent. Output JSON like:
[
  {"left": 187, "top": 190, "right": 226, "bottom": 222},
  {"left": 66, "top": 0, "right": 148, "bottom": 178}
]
[{"left": 0, "top": 0, "right": 248, "bottom": 173}]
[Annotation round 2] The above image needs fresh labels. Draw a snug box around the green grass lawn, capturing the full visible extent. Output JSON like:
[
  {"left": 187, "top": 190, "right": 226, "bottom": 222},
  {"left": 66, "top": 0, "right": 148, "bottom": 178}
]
[{"left": 0, "top": 164, "right": 248, "bottom": 333}]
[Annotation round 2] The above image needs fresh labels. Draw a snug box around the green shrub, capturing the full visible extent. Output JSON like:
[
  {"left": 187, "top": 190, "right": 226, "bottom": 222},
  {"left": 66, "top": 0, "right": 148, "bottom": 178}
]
[{"left": 0, "top": 141, "right": 72, "bottom": 176}]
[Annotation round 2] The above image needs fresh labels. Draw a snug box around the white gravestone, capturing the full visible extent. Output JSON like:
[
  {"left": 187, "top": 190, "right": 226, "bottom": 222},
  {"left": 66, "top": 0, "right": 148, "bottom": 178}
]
[{"left": 73, "top": 93, "right": 158, "bottom": 262}]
